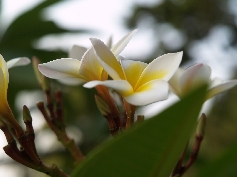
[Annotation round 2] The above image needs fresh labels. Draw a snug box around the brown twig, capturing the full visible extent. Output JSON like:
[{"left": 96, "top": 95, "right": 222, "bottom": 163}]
[
  {"left": 23, "top": 105, "right": 39, "bottom": 159},
  {"left": 1, "top": 118, "right": 69, "bottom": 177},
  {"left": 0, "top": 121, "right": 14, "bottom": 143},
  {"left": 95, "top": 86, "right": 120, "bottom": 130},
  {"left": 170, "top": 143, "right": 188, "bottom": 177},
  {"left": 95, "top": 94, "right": 118, "bottom": 136},
  {"left": 170, "top": 114, "right": 206, "bottom": 177},
  {"left": 181, "top": 135, "right": 203, "bottom": 175},
  {"left": 4, "top": 142, "right": 38, "bottom": 169},
  {"left": 123, "top": 100, "right": 136, "bottom": 129},
  {"left": 17, "top": 134, "right": 42, "bottom": 166},
  {"left": 37, "top": 102, "right": 85, "bottom": 163}
]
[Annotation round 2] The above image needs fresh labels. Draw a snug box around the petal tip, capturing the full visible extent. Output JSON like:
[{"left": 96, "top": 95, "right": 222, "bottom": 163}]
[{"left": 177, "top": 51, "right": 183, "bottom": 58}]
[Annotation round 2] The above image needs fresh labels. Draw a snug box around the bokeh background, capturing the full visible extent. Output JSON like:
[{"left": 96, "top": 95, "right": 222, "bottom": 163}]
[{"left": 0, "top": 0, "right": 237, "bottom": 176}]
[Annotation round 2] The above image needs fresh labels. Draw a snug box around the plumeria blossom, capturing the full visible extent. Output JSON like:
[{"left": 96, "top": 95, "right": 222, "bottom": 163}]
[
  {"left": 0, "top": 54, "right": 31, "bottom": 113},
  {"left": 169, "top": 63, "right": 237, "bottom": 100},
  {"left": 38, "top": 29, "right": 138, "bottom": 85},
  {"left": 84, "top": 38, "right": 183, "bottom": 106},
  {"left": 0, "top": 54, "right": 30, "bottom": 134}
]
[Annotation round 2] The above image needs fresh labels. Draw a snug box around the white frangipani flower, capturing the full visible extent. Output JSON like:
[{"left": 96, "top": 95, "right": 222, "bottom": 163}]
[
  {"left": 84, "top": 38, "right": 183, "bottom": 106},
  {"left": 0, "top": 55, "right": 30, "bottom": 113},
  {"left": 0, "top": 54, "right": 30, "bottom": 133},
  {"left": 169, "top": 63, "right": 237, "bottom": 100},
  {"left": 38, "top": 29, "right": 138, "bottom": 85}
]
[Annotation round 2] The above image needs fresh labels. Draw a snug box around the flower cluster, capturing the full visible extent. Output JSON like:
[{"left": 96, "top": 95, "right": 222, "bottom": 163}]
[
  {"left": 38, "top": 30, "right": 237, "bottom": 107},
  {"left": 38, "top": 30, "right": 182, "bottom": 106}
]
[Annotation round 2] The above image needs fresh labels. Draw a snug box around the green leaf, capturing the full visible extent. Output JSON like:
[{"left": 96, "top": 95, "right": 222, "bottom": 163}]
[
  {"left": 198, "top": 141, "right": 237, "bottom": 177},
  {"left": 71, "top": 85, "right": 207, "bottom": 177}
]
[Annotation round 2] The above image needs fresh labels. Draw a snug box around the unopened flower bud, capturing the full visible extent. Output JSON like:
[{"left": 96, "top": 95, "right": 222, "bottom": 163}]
[
  {"left": 95, "top": 95, "right": 111, "bottom": 117},
  {"left": 23, "top": 105, "right": 32, "bottom": 123},
  {"left": 196, "top": 113, "right": 206, "bottom": 137},
  {"left": 33, "top": 56, "right": 50, "bottom": 91}
]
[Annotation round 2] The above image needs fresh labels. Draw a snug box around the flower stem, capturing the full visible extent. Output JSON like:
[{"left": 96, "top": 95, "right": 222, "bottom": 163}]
[
  {"left": 96, "top": 86, "right": 120, "bottom": 132},
  {"left": 1, "top": 105, "right": 25, "bottom": 137},
  {"left": 4, "top": 144, "right": 69, "bottom": 177},
  {"left": 123, "top": 100, "right": 136, "bottom": 129},
  {"left": 37, "top": 102, "right": 85, "bottom": 163},
  {"left": 170, "top": 114, "right": 206, "bottom": 177},
  {"left": 95, "top": 86, "right": 119, "bottom": 117},
  {"left": 1, "top": 121, "right": 69, "bottom": 177}
]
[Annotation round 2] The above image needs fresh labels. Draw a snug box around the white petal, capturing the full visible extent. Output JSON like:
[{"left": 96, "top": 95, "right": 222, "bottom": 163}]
[
  {"left": 180, "top": 63, "right": 211, "bottom": 93},
  {"left": 210, "top": 77, "right": 223, "bottom": 88},
  {"left": 0, "top": 54, "right": 9, "bottom": 84},
  {"left": 169, "top": 68, "right": 184, "bottom": 97},
  {"left": 0, "top": 68, "right": 7, "bottom": 104},
  {"left": 121, "top": 59, "right": 147, "bottom": 88},
  {"left": 116, "top": 55, "right": 126, "bottom": 61},
  {"left": 90, "top": 38, "right": 125, "bottom": 80},
  {"left": 84, "top": 80, "right": 133, "bottom": 96},
  {"left": 135, "top": 52, "right": 183, "bottom": 89},
  {"left": 58, "top": 78, "right": 85, "bottom": 86},
  {"left": 111, "top": 29, "right": 138, "bottom": 56},
  {"left": 7, "top": 57, "right": 31, "bottom": 69},
  {"left": 125, "top": 80, "right": 169, "bottom": 106},
  {"left": 79, "top": 47, "right": 105, "bottom": 81},
  {"left": 101, "top": 69, "right": 108, "bottom": 81},
  {"left": 38, "top": 58, "right": 84, "bottom": 81},
  {"left": 207, "top": 80, "right": 237, "bottom": 99},
  {"left": 106, "top": 35, "right": 113, "bottom": 49},
  {"left": 69, "top": 45, "right": 87, "bottom": 59}
]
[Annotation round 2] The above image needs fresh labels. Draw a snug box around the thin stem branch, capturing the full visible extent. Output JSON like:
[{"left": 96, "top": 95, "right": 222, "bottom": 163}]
[
  {"left": 123, "top": 100, "right": 136, "bottom": 129},
  {"left": 37, "top": 102, "right": 85, "bottom": 163},
  {"left": 170, "top": 143, "right": 188, "bottom": 177},
  {"left": 3, "top": 142, "right": 38, "bottom": 169},
  {"left": 95, "top": 86, "right": 119, "bottom": 116},
  {"left": 1, "top": 106, "right": 25, "bottom": 137},
  {"left": 95, "top": 86, "right": 120, "bottom": 129},
  {"left": 180, "top": 135, "right": 203, "bottom": 175},
  {"left": 170, "top": 114, "right": 206, "bottom": 177}
]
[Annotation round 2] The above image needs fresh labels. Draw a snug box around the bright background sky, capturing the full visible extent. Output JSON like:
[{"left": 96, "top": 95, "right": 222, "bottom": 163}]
[
  {"left": 0, "top": 0, "right": 237, "bottom": 176},
  {"left": 1, "top": 0, "right": 160, "bottom": 60},
  {"left": 1, "top": 0, "right": 236, "bottom": 79}
]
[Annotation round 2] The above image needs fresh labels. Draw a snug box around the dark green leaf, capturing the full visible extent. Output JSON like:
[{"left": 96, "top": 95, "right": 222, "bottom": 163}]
[{"left": 71, "top": 85, "right": 207, "bottom": 177}]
